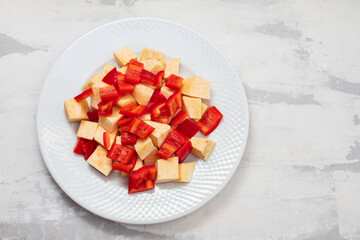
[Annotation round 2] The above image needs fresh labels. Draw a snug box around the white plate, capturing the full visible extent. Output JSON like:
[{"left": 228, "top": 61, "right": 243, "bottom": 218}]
[{"left": 37, "top": 18, "right": 249, "bottom": 224}]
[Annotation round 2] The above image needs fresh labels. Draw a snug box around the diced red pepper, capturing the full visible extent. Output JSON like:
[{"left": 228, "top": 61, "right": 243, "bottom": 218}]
[
  {"left": 176, "top": 141, "right": 192, "bottom": 163},
  {"left": 166, "top": 90, "right": 182, "bottom": 116},
  {"left": 140, "top": 69, "right": 155, "bottom": 85},
  {"left": 99, "top": 85, "right": 118, "bottom": 101},
  {"left": 97, "top": 100, "right": 114, "bottom": 117},
  {"left": 117, "top": 74, "right": 135, "bottom": 93},
  {"left": 87, "top": 110, "right": 99, "bottom": 122},
  {"left": 108, "top": 144, "right": 136, "bottom": 166},
  {"left": 102, "top": 67, "right": 118, "bottom": 86},
  {"left": 127, "top": 118, "right": 155, "bottom": 139},
  {"left": 118, "top": 117, "right": 133, "bottom": 127},
  {"left": 176, "top": 119, "right": 200, "bottom": 139},
  {"left": 121, "top": 132, "right": 137, "bottom": 145},
  {"left": 150, "top": 101, "right": 169, "bottom": 124},
  {"left": 147, "top": 90, "right": 166, "bottom": 112},
  {"left": 165, "top": 74, "right": 183, "bottom": 90},
  {"left": 157, "top": 129, "right": 187, "bottom": 159},
  {"left": 197, "top": 106, "right": 223, "bottom": 136},
  {"left": 125, "top": 59, "right": 144, "bottom": 84},
  {"left": 170, "top": 110, "right": 188, "bottom": 126},
  {"left": 73, "top": 138, "right": 89, "bottom": 155},
  {"left": 128, "top": 165, "right": 157, "bottom": 194},
  {"left": 103, "top": 132, "right": 110, "bottom": 149},
  {"left": 113, "top": 155, "right": 137, "bottom": 174},
  {"left": 74, "top": 88, "right": 93, "bottom": 102},
  {"left": 154, "top": 70, "right": 164, "bottom": 88},
  {"left": 120, "top": 103, "right": 147, "bottom": 117},
  {"left": 82, "top": 140, "right": 97, "bottom": 160}
]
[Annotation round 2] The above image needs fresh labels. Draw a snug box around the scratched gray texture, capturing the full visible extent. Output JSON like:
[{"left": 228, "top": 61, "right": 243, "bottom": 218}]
[{"left": 1, "top": 0, "right": 360, "bottom": 239}]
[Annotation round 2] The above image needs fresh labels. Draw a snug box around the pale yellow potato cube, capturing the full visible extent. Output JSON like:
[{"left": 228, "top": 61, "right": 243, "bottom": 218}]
[
  {"left": 139, "top": 113, "right": 151, "bottom": 121},
  {"left": 140, "top": 47, "right": 165, "bottom": 63},
  {"left": 120, "top": 157, "right": 143, "bottom": 178},
  {"left": 64, "top": 98, "right": 89, "bottom": 122},
  {"left": 99, "top": 106, "right": 123, "bottom": 132},
  {"left": 155, "top": 157, "right": 179, "bottom": 183},
  {"left": 118, "top": 66, "right": 127, "bottom": 74},
  {"left": 115, "top": 93, "right": 136, "bottom": 108},
  {"left": 82, "top": 73, "right": 103, "bottom": 91},
  {"left": 181, "top": 76, "right": 210, "bottom": 99},
  {"left": 90, "top": 96, "right": 100, "bottom": 110},
  {"left": 144, "top": 121, "right": 171, "bottom": 148},
  {"left": 182, "top": 96, "right": 202, "bottom": 119},
  {"left": 194, "top": 102, "right": 208, "bottom": 121},
  {"left": 103, "top": 64, "right": 116, "bottom": 75},
  {"left": 176, "top": 162, "right": 196, "bottom": 182},
  {"left": 141, "top": 59, "right": 164, "bottom": 75},
  {"left": 160, "top": 84, "right": 175, "bottom": 99},
  {"left": 92, "top": 82, "right": 109, "bottom": 101},
  {"left": 164, "top": 59, "right": 180, "bottom": 78},
  {"left": 115, "top": 136, "right": 121, "bottom": 144},
  {"left": 134, "top": 137, "right": 156, "bottom": 160},
  {"left": 87, "top": 145, "right": 112, "bottom": 176},
  {"left": 132, "top": 84, "right": 154, "bottom": 106},
  {"left": 94, "top": 125, "right": 118, "bottom": 150},
  {"left": 190, "top": 137, "right": 216, "bottom": 161},
  {"left": 113, "top": 45, "right": 137, "bottom": 67},
  {"left": 142, "top": 83, "right": 157, "bottom": 90},
  {"left": 144, "top": 148, "right": 160, "bottom": 166},
  {"left": 76, "top": 120, "right": 98, "bottom": 140}
]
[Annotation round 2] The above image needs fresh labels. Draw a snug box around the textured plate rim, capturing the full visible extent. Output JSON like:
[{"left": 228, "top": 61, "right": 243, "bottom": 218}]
[{"left": 36, "top": 17, "right": 249, "bottom": 225}]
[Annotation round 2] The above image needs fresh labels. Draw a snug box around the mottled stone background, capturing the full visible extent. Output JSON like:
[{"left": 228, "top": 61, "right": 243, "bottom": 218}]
[{"left": 1, "top": 0, "right": 360, "bottom": 239}]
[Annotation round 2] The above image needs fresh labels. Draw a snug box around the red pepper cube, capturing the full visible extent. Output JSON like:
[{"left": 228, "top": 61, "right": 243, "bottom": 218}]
[
  {"left": 176, "top": 141, "right": 193, "bottom": 163},
  {"left": 128, "top": 165, "right": 157, "bottom": 194},
  {"left": 107, "top": 144, "right": 137, "bottom": 173},
  {"left": 150, "top": 101, "right": 169, "bottom": 124},
  {"left": 127, "top": 118, "right": 155, "bottom": 139},
  {"left": 165, "top": 74, "right": 183, "bottom": 90},
  {"left": 120, "top": 103, "right": 147, "bottom": 117},
  {"left": 99, "top": 85, "right": 119, "bottom": 101},
  {"left": 121, "top": 132, "right": 137, "bottom": 145},
  {"left": 147, "top": 90, "right": 166, "bottom": 112},
  {"left": 103, "top": 132, "right": 111, "bottom": 150},
  {"left": 157, "top": 129, "right": 187, "bottom": 159},
  {"left": 82, "top": 140, "right": 97, "bottom": 160},
  {"left": 140, "top": 69, "right": 156, "bottom": 85},
  {"left": 125, "top": 59, "right": 144, "bottom": 84},
  {"left": 113, "top": 154, "right": 137, "bottom": 174},
  {"left": 176, "top": 119, "right": 200, "bottom": 139},
  {"left": 154, "top": 70, "right": 164, "bottom": 88},
  {"left": 73, "top": 138, "right": 89, "bottom": 155},
  {"left": 170, "top": 110, "right": 188, "bottom": 126},
  {"left": 102, "top": 67, "right": 118, "bottom": 86},
  {"left": 165, "top": 90, "right": 182, "bottom": 116},
  {"left": 197, "top": 106, "right": 223, "bottom": 136},
  {"left": 87, "top": 110, "right": 99, "bottom": 122},
  {"left": 74, "top": 88, "right": 94, "bottom": 102}
]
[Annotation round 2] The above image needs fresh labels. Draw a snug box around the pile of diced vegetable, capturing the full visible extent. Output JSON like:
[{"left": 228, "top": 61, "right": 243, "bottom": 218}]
[{"left": 64, "top": 46, "right": 223, "bottom": 194}]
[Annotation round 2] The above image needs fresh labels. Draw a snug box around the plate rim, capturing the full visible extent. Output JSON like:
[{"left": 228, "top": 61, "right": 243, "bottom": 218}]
[{"left": 36, "top": 17, "right": 250, "bottom": 225}]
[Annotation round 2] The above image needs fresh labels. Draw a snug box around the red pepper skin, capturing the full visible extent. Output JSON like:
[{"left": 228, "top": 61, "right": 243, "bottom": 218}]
[
  {"left": 165, "top": 74, "right": 183, "bottom": 90},
  {"left": 82, "top": 140, "right": 97, "bottom": 160},
  {"left": 73, "top": 138, "right": 89, "bottom": 155},
  {"left": 99, "top": 85, "right": 118, "bottom": 101},
  {"left": 97, "top": 100, "right": 114, "bottom": 117},
  {"left": 157, "top": 129, "right": 187, "bottom": 159},
  {"left": 125, "top": 59, "right": 144, "bottom": 84},
  {"left": 150, "top": 101, "right": 169, "bottom": 124},
  {"left": 176, "top": 141, "right": 192, "bottom": 163},
  {"left": 166, "top": 91, "right": 182, "bottom": 116},
  {"left": 176, "top": 119, "right": 200, "bottom": 139},
  {"left": 154, "top": 71, "right": 164, "bottom": 88},
  {"left": 118, "top": 117, "right": 133, "bottom": 127},
  {"left": 117, "top": 73, "right": 134, "bottom": 93},
  {"left": 147, "top": 90, "right": 166, "bottom": 112},
  {"left": 170, "top": 110, "right": 188, "bottom": 126},
  {"left": 107, "top": 144, "right": 136, "bottom": 167},
  {"left": 120, "top": 103, "right": 147, "bottom": 117},
  {"left": 121, "top": 132, "right": 137, "bottom": 145},
  {"left": 113, "top": 155, "right": 137, "bottom": 174},
  {"left": 128, "top": 165, "right": 157, "bottom": 194},
  {"left": 103, "top": 132, "right": 110, "bottom": 149},
  {"left": 197, "top": 106, "right": 223, "bottom": 136},
  {"left": 87, "top": 110, "right": 99, "bottom": 122},
  {"left": 74, "top": 88, "right": 93, "bottom": 102},
  {"left": 140, "top": 69, "right": 155, "bottom": 85},
  {"left": 127, "top": 118, "right": 155, "bottom": 139},
  {"left": 102, "top": 67, "right": 118, "bottom": 86}
]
